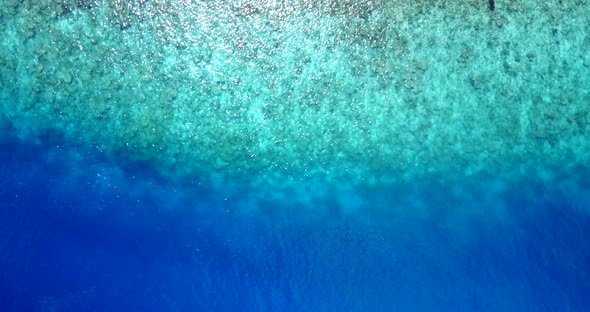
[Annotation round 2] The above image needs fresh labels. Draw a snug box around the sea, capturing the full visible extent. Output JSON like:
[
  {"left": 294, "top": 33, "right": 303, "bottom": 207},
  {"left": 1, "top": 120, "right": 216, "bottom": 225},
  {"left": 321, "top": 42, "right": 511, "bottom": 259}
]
[{"left": 1, "top": 1, "right": 589, "bottom": 311}]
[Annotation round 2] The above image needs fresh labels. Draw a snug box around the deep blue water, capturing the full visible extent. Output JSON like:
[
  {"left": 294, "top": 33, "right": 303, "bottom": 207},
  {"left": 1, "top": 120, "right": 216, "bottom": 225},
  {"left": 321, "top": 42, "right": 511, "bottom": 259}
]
[{"left": 1, "top": 135, "right": 590, "bottom": 311}]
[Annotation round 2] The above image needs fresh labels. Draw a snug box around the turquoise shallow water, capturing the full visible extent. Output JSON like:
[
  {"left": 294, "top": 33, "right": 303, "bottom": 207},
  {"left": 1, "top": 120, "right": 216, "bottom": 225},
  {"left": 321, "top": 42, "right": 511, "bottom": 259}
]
[
  {"left": 1, "top": 1, "right": 590, "bottom": 310},
  {"left": 1, "top": 0, "right": 589, "bottom": 211}
]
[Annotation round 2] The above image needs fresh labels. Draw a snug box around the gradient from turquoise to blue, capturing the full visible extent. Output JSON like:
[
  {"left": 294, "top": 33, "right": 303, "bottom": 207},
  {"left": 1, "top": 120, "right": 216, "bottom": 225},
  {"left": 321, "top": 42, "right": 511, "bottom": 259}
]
[
  {"left": 1, "top": 1, "right": 590, "bottom": 310},
  {"left": 2, "top": 133, "right": 590, "bottom": 311}
]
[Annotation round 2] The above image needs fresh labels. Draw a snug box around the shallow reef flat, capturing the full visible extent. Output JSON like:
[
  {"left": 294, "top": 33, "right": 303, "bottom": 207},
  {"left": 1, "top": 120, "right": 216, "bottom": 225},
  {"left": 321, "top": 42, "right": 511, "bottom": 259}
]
[{"left": 1, "top": 0, "right": 589, "bottom": 210}]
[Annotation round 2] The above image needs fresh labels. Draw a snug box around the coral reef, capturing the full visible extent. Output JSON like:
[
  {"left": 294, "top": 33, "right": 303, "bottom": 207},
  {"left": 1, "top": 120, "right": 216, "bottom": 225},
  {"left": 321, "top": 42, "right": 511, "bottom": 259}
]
[{"left": 1, "top": 0, "right": 588, "bottom": 204}]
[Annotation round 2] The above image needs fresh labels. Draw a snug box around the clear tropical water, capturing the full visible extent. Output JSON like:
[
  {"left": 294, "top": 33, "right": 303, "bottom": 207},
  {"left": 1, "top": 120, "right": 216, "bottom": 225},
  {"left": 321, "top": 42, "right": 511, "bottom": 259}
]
[{"left": 1, "top": 0, "right": 589, "bottom": 310}]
